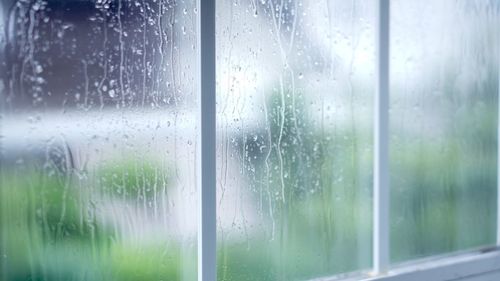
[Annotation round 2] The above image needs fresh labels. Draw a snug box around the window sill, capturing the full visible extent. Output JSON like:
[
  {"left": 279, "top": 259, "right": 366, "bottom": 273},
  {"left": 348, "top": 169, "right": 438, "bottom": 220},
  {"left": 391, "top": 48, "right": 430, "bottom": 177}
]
[{"left": 314, "top": 248, "right": 500, "bottom": 281}]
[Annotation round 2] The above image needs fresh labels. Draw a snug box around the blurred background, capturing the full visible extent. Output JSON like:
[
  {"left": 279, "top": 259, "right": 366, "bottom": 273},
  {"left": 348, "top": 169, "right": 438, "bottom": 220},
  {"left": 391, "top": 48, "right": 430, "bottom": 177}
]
[{"left": 1, "top": 0, "right": 499, "bottom": 281}]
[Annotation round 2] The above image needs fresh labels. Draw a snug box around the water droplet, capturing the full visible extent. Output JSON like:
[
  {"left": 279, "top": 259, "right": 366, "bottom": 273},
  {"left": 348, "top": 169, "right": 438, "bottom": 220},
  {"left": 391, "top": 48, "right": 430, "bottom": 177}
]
[
  {"left": 35, "top": 65, "right": 43, "bottom": 74},
  {"left": 33, "top": 3, "right": 42, "bottom": 11}
]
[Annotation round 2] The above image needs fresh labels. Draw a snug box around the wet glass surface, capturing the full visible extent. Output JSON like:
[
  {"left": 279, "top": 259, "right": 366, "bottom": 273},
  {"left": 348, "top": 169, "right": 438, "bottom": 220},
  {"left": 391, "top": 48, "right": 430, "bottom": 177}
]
[
  {"left": 216, "top": 0, "right": 375, "bottom": 279},
  {"left": 390, "top": 0, "right": 500, "bottom": 263},
  {"left": 0, "top": 1, "right": 198, "bottom": 280}
]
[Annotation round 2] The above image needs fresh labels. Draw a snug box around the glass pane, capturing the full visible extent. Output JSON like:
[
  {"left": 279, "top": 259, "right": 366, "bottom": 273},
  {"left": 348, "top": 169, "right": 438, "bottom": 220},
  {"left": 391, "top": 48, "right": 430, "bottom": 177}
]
[
  {"left": 0, "top": 1, "right": 197, "bottom": 280},
  {"left": 216, "top": 0, "right": 375, "bottom": 279},
  {"left": 390, "top": 0, "right": 500, "bottom": 262}
]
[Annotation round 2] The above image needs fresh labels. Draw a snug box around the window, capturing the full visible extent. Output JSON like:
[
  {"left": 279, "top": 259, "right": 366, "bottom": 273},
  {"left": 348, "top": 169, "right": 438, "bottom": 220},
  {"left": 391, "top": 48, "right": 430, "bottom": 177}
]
[
  {"left": 390, "top": 0, "right": 498, "bottom": 263},
  {"left": 1, "top": 1, "right": 499, "bottom": 281},
  {"left": 216, "top": 1, "right": 374, "bottom": 279},
  {"left": 1, "top": 1, "right": 197, "bottom": 280}
]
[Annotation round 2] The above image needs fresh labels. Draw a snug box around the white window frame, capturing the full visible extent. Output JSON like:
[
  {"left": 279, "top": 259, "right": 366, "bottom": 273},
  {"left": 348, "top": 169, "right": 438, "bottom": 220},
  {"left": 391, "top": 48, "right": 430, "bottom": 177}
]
[
  {"left": 196, "top": 0, "right": 500, "bottom": 281},
  {"left": 198, "top": 0, "right": 217, "bottom": 280}
]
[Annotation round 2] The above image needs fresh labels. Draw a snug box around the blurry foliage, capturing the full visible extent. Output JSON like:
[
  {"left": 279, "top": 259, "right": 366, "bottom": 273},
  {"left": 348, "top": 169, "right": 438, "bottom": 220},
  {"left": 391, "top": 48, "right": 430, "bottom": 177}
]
[
  {"left": 391, "top": 104, "right": 498, "bottom": 261},
  {"left": 218, "top": 67, "right": 497, "bottom": 279},
  {"left": 98, "top": 159, "right": 170, "bottom": 201},
  {"left": 0, "top": 157, "right": 188, "bottom": 281},
  {"left": 218, "top": 90, "right": 372, "bottom": 280}
]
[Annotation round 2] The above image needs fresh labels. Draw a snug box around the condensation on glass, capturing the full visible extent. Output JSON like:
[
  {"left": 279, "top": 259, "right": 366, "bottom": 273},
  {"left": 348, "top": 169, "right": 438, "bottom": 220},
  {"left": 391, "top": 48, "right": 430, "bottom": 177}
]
[
  {"left": 0, "top": 1, "right": 197, "bottom": 280},
  {"left": 390, "top": 0, "right": 500, "bottom": 263},
  {"left": 216, "top": 0, "right": 375, "bottom": 279}
]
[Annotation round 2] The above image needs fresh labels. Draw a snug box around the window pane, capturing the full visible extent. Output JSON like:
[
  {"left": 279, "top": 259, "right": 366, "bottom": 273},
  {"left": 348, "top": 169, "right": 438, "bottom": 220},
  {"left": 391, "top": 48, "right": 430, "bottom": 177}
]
[
  {"left": 390, "top": 0, "right": 500, "bottom": 263},
  {"left": 216, "top": 0, "right": 375, "bottom": 279},
  {"left": 0, "top": 1, "right": 197, "bottom": 280}
]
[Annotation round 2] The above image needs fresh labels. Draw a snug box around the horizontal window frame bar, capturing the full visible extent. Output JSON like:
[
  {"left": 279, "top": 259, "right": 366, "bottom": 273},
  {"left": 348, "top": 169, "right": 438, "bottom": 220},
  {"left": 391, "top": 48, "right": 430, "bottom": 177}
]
[
  {"left": 313, "top": 249, "right": 500, "bottom": 281},
  {"left": 364, "top": 249, "right": 500, "bottom": 281}
]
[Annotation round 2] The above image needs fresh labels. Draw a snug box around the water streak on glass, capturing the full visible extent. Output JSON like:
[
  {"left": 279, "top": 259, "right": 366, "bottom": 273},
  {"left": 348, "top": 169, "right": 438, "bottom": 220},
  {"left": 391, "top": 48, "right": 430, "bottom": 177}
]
[
  {"left": 0, "top": 1, "right": 198, "bottom": 280},
  {"left": 216, "top": 0, "right": 375, "bottom": 279},
  {"left": 390, "top": 0, "right": 500, "bottom": 263}
]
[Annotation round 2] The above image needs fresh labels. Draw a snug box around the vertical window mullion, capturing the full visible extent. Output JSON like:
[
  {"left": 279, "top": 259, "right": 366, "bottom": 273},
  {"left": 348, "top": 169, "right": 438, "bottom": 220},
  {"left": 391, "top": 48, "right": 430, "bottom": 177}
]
[
  {"left": 374, "top": 0, "right": 390, "bottom": 275},
  {"left": 198, "top": 0, "right": 217, "bottom": 280},
  {"left": 497, "top": 43, "right": 500, "bottom": 246}
]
